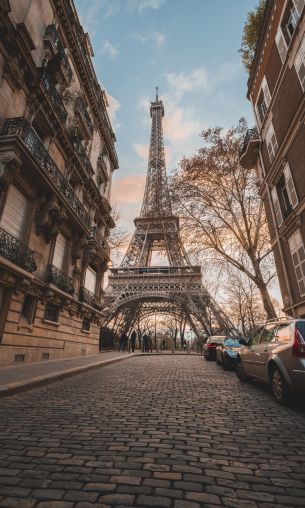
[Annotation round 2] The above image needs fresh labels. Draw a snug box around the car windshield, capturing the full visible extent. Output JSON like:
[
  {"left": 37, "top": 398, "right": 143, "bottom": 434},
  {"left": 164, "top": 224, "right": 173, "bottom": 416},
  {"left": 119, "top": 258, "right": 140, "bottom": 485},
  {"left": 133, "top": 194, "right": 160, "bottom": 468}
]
[{"left": 224, "top": 338, "right": 244, "bottom": 347}]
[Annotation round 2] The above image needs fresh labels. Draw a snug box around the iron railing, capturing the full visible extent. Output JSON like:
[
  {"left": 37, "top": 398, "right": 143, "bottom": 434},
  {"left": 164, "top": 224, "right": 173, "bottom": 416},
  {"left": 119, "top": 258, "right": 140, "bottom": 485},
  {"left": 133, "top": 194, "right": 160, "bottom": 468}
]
[
  {"left": 2, "top": 118, "right": 91, "bottom": 229},
  {"left": 79, "top": 285, "right": 100, "bottom": 308},
  {"left": 89, "top": 226, "right": 110, "bottom": 258},
  {"left": 41, "top": 70, "right": 68, "bottom": 123},
  {"left": 73, "top": 137, "right": 93, "bottom": 175},
  {"left": 44, "top": 24, "right": 72, "bottom": 85},
  {"left": 239, "top": 127, "right": 259, "bottom": 156},
  {"left": 43, "top": 24, "right": 61, "bottom": 53},
  {"left": 46, "top": 264, "right": 74, "bottom": 294},
  {"left": 0, "top": 227, "right": 37, "bottom": 273},
  {"left": 75, "top": 97, "right": 93, "bottom": 137}
]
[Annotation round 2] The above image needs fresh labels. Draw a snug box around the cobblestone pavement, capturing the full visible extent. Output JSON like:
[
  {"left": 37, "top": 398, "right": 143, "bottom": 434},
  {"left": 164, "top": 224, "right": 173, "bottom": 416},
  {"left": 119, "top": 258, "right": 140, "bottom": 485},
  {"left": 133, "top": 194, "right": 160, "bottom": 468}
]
[{"left": 0, "top": 355, "right": 305, "bottom": 508}]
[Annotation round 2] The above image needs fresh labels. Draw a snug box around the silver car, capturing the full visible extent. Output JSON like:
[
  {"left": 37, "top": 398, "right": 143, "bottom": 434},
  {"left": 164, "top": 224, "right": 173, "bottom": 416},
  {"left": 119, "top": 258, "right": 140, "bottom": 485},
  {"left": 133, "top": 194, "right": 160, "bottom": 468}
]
[{"left": 236, "top": 318, "right": 305, "bottom": 404}]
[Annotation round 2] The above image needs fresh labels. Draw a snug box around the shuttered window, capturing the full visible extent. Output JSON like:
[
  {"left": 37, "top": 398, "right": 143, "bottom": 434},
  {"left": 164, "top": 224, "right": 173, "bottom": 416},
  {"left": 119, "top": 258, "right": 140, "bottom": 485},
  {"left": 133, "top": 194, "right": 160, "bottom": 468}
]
[
  {"left": 288, "top": 230, "right": 305, "bottom": 296},
  {"left": 0, "top": 185, "right": 28, "bottom": 240},
  {"left": 271, "top": 187, "right": 283, "bottom": 227},
  {"left": 53, "top": 233, "right": 67, "bottom": 270},
  {"left": 283, "top": 163, "right": 298, "bottom": 209},
  {"left": 265, "top": 122, "right": 278, "bottom": 161},
  {"left": 295, "top": 34, "right": 305, "bottom": 89},
  {"left": 84, "top": 266, "right": 97, "bottom": 294},
  {"left": 275, "top": 28, "right": 288, "bottom": 63}
]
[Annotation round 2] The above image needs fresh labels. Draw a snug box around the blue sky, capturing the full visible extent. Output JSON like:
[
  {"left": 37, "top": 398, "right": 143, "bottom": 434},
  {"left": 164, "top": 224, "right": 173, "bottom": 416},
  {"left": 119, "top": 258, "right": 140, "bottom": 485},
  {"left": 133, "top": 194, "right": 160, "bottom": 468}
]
[{"left": 75, "top": 0, "right": 257, "bottom": 237}]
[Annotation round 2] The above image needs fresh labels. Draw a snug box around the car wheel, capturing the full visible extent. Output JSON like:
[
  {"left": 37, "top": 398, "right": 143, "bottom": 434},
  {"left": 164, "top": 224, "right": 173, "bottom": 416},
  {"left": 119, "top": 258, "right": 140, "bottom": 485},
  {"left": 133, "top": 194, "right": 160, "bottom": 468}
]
[
  {"left": 271, "top": 366, "right": 289, "bottom": 404},
  {"left": 236, "top": 362, "right": 250, "bottom": 382},
  {"left": 216, "top": 357, "right": 220, "bottom": 365},
  {"left": 205, "top": 355, "right": 210, "bottom": 361},
  {"left": 222, "top": 356, "right": 229, "bottom": 371}
]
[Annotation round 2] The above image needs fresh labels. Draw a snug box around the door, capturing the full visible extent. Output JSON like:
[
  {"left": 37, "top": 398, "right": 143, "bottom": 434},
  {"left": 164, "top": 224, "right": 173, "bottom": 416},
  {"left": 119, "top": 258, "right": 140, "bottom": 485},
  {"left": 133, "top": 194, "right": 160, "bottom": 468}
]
[
  {"left": 242, "top": 326, "right": 264, "bottom": 375},
  {"left": 252, "top": 324, "right": 278, "bottom": 380}
]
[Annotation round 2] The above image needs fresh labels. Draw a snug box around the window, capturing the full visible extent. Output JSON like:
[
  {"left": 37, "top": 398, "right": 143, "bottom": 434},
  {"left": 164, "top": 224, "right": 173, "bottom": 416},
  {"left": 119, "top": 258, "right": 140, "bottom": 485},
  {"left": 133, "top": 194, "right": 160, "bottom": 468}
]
[
  {"left": 0, "top": 185, "right": 29, "bottom": 241},
  {"left": 280, "top": 0, "right": 302, "bottom": 46},
  {"left": 53, "top": 233, "right": 67, "bottom": 270},
  {"left": 44, "top": 303, "right": 59, "bottom": 322},
  {"left": 275, "top": 28, "right": 288, "bottom": 63},
  {"left": 84, "top": 266, "right": 97, "bottom": 294},
  {"left": 288, "top": 230, "right": 305, "bottom": 296},
  {"left": 271, "top": 162, "right": 298, "bottom": 226},
  {"left": 82, "top": 318, "right": 90, "bottom": 331},
  {"left": 20, "top": 295, "right": 36, "bottom": 324},
  {"left": 271, "top": 187, "right": 283, "bottom": 227},
  {"left": 251, "top": 327, "right": 264, "bottom": 344},
  {"left": 265, "top": 122, "right": 278, "bottom": 161},
  {"left": 259, "top": 325, "right": 277, "bottom": 344},
  {"left": 256, "top": 76, "right": 271, "bottom": 124},
  {"left": 295, "top": 33, "right": 305, "bottom": 89}
]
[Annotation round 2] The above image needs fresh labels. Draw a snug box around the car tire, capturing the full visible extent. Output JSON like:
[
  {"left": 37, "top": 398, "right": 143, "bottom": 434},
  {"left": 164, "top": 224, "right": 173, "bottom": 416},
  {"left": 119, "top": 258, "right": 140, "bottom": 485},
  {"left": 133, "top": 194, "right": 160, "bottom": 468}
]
[
  {"left": 236, "top": 362, "right": 250, "bottom": 382},
  {"left": 222, "top": 356, "right": 229, "bottom": 371},
  {"left": 205, "top": 355, "right": 210, "bottom": 361},
  {"left": 271, "top": 366, "right": 290, "bottom": 405},
  {"left": 216, "top": 357, "right": 221, "bottom": 365}
]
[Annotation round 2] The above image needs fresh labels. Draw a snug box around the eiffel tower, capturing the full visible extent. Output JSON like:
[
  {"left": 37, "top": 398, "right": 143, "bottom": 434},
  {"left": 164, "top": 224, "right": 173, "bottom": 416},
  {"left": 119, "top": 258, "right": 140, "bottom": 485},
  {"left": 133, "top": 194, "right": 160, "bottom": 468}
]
[{"left": 103, "top": 90, "right": 235, "bottom": 337}]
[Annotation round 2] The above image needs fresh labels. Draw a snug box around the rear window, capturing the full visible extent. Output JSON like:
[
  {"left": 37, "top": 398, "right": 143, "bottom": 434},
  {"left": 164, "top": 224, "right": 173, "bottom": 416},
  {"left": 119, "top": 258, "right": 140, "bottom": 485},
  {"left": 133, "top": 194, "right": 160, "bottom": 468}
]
[
  {"left": 224, "top": 338, "right": 244, "bottom": 347},
  {"left": 296, "top": 321, "right": 305, "bottom": 341}
]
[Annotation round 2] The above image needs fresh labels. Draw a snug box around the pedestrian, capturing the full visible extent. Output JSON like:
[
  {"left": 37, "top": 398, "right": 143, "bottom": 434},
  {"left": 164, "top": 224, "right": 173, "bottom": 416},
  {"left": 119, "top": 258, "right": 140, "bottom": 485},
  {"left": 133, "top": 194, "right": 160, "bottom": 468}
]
[
  {"left": 148, "top": 334, "right": 153, "bottom": 353},
  {"left": 143, "top": 333, "right": 148, "bottom": 353},
  {"left": 119, "top": 331, "right": 128, "bottom": 352},
  {"left": 130, "top": 330, "right": 137, "bottom": 353}
]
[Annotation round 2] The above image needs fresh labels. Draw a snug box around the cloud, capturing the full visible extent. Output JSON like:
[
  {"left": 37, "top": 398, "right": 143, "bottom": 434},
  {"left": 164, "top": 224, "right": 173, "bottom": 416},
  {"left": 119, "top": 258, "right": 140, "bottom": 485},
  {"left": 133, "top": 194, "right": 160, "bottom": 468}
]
[
  {"left": 163, "top": 108, "right": 200, "bottom": 143},
  {"left": 133, "top": 143, "right": 149, "bottom": 161},
  {"left": 111, "top": 174, "right": 146, "bottom": 205},
  {"left": 106, "top": 92, "right": 121, "bottom": 129},
  {"left": 102, "top": 39, "right": 119, "bottom": 59},
  {"left": 131, "top": 31, "right": 165, "bottom": 47},
  {"left": 127, "top": 0, "right": 166, "bottom": 12},
  {"left": 164, "top": 67, "right": 208, "bottom": 105}
]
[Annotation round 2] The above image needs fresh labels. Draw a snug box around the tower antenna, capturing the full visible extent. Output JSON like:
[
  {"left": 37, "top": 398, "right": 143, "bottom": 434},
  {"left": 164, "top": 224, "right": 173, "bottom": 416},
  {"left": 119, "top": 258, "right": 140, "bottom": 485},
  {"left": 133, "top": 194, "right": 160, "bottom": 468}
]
[{"left": 156, "top": 86, "right": 159, "bottom": 101}]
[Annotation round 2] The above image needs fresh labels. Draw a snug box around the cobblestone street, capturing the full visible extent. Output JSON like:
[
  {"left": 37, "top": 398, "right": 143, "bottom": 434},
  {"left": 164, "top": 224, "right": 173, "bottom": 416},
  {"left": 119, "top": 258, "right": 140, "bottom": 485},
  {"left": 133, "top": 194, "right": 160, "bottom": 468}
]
[{"left": 0, "top": 355, "right": 305, "bottom": 508}]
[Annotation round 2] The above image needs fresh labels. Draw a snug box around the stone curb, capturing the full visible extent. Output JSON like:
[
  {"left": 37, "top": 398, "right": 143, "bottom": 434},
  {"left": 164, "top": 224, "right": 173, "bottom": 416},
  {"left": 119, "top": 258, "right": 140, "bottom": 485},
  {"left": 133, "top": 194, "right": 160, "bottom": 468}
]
[{"left": 0, "top": 354, "right": 139, "bottom": 398}]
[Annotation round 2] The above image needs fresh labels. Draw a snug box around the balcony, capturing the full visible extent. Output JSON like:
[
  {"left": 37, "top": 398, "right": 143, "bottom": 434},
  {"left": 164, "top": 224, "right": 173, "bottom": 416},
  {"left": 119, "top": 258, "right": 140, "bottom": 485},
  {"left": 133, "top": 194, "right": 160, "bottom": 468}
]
[
  {"left": 239, "top": 128, "right": 260, "bottom": 169},
  {"left": 73, "top": 137, "right": 93, "bottom": 177},
  {"left": 75, "top": 97, "right": 94, "bottom": 139},
  {"left": 41, "top": 70, "right": 68, "bottom": 123},
  {"left": 89, "top": 226, "right": 110, "bottom": 259},
  {"left": 79, "top": 285, "right": 101, "bottom": 309},
  {"left": 46, "top": 264, "right": 74, "bottom": 294},
  {"left": 1, "top": 118, "right": 91, "bottom": 230},
  {"left": 44, "top": 24, "right": 72, "bottom": 86},
  {"left": 0, "top": 228, "right": 37, "bottom": 273}
]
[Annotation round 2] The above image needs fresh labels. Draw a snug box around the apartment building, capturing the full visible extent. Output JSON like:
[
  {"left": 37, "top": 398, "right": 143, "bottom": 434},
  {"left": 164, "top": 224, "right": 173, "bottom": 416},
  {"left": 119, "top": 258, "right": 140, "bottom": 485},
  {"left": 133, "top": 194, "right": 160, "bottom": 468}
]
[
  {"left": 240, "top": 0, "right": 305, "bottom": 317},
  {"left": 0, "top": 0, "right": 118, "bottom": 365}
]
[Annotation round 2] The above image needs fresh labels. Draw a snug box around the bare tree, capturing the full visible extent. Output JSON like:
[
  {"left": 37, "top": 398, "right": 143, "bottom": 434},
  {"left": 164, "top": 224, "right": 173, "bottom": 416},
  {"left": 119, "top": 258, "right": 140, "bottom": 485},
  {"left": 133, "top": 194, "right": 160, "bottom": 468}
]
[
  {"left": 108, "top": 206, "right": 130, "bottom": 265},
  {"left": 171, "top": 119, "right": 277, "bottom": 319}
]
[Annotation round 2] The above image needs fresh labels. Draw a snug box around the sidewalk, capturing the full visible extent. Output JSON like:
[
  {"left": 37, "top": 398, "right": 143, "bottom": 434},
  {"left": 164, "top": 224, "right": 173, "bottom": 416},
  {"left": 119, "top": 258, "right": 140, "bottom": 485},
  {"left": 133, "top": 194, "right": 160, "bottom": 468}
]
[{"left": 0, "top": 351, "right": 135, "bottom": 397}]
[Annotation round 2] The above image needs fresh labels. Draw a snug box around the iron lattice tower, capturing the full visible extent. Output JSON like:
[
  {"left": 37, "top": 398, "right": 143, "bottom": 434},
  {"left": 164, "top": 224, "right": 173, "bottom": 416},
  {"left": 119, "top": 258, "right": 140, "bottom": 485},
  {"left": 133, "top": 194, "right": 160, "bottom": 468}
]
[{"left": 103, "top": 91, "right": 236, "bottom": 337}]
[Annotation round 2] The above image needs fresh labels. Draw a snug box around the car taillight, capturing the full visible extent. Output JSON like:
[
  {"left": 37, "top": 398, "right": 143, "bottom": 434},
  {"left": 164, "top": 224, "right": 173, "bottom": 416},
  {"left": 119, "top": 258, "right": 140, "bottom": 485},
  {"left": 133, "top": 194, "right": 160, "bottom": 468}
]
[
  {"left": 207, "top": 343, "right": 217, "bottom": 348},
  {"left": 293, "top": 328, "right": 305, "bottom": 358}
]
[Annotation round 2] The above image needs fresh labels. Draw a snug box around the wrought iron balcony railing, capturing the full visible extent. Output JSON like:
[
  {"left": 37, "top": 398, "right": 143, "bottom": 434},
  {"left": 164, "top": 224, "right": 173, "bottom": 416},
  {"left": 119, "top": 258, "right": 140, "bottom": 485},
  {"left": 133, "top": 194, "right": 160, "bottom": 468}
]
[
  {"left": 79, "top": 285, "right": 100, "bottom": 309},
  {"left": 41, "top": 70, "right": 68, "bottom": 123},
  {"left": 75, "top": 97, "right": 94, "bottom": 137},
  {"left": 89, "top": 226, "right": 110, "bottom": 258},
  {"left": 239, "top": 127, "right": 259, "bottom": 156},
  {"left": 46, "top": 264, "right": 74, "bottom": 294},
  {"left": 43, "top": 24, "right": 62, "bottom": 54},
  {"left": 1, "top": 118, "right": 91, "bottom": 229},
  {"left": 51, "top": 49, "right": 73, "bottom": 85},
  {"left": 73, "top": 137, "right": 93, "bottom": 176},
  {"left": 0, "top": 227, "right": 37, "bottom": 273}
]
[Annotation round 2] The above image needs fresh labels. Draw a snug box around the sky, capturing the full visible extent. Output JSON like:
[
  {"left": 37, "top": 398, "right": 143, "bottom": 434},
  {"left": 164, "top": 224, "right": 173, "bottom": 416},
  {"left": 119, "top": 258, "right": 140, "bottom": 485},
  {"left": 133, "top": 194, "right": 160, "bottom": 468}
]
[{"left": 75, "top": 0, "right": 258, "bottom": 255}]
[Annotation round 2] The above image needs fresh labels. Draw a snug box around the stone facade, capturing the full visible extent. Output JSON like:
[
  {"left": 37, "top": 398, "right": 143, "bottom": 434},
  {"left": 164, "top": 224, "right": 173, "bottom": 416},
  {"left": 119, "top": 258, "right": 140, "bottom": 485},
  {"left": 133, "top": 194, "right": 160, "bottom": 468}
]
[
  {"left": 0, "top": 0, "right": 118, "bottom": 365},
  {"left": 240, "top": 0, "right": 305, "bottom": 318}
]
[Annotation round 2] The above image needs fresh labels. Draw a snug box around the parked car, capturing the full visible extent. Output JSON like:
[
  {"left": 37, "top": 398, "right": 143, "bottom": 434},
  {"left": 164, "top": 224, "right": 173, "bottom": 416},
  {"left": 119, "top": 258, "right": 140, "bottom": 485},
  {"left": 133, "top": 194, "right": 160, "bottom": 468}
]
[
  {"left": 236, "top": 318, "right": 305, "bottom": 404},
  {"left": 203, "top": 336, "right": 227, "bottom": 361},
  {"left": 216, "top": 337, "right": 248, "bottom": 370}
]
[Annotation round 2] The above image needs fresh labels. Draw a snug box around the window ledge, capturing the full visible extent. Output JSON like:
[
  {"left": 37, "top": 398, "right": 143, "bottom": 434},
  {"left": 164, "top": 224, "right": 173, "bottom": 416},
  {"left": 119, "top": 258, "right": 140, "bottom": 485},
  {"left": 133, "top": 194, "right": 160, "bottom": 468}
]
[
  {"left": 81, "top": 329, "right": 91, "bottom": 334},
  {"left": 18, "top": 323, "right": 34, "bottom": 332},
  {"left": 42, "top": 319, "right": 60, "bottom": 327}
]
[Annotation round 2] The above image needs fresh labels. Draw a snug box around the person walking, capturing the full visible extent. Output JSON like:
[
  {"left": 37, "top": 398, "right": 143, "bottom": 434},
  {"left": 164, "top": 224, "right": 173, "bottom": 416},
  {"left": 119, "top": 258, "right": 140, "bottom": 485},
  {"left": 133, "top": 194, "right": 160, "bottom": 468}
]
[
  {"left": 148, "top": 334, "right": 153, "bottom": 353},
  {"left": 142, "top": 333, "right": 148, "bottom": 353},
  {"left": 130, "top": 330, "right": 137, "bottom": 353},
  {"left": 119, "top": 331, "right": 128, "bottom": 352}
]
